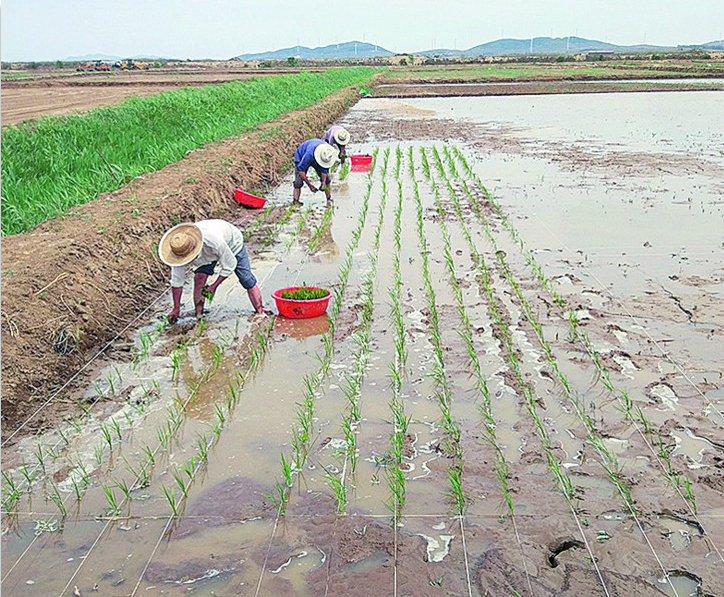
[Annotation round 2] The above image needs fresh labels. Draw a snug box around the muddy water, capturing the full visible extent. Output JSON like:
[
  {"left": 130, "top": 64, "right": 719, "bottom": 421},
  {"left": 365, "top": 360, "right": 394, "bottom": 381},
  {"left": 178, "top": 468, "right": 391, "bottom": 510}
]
[{"left": 3, "top": 92, "right": 724, "bottom": 596}]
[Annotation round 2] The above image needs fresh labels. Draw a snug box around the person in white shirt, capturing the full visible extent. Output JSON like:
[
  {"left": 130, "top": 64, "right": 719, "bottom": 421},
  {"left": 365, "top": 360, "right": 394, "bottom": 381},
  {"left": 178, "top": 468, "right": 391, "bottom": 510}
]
[{"left": 159, "top": 219, "right": 263, "bottom": 321}]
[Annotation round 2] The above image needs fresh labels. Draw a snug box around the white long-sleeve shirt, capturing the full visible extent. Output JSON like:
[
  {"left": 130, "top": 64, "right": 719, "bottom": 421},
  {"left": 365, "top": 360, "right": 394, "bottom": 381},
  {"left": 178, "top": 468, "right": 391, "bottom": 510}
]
[{"left": 170, "top": 220, "right": 244, "bottom": 287}]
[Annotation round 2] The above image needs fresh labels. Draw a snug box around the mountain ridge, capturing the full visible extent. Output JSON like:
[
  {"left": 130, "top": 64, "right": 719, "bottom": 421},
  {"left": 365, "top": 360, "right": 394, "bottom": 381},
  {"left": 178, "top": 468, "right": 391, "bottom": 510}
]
[{"left": 236, "top": 36, "right": 723, "bottom": 60}]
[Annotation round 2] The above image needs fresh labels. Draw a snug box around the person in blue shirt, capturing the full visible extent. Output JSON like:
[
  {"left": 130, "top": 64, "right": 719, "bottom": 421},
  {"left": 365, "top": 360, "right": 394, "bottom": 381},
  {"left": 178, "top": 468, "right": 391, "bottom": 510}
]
[{"left": 293, "top": 139, "right": 336, "bottom": 205}]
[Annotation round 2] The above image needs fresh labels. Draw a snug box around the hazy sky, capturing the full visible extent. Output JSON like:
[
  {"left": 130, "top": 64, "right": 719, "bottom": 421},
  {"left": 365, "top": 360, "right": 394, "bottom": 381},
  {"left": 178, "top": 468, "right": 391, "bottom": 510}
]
[{"left": 2, "top": 0, "right": 722, "bottom": 61}]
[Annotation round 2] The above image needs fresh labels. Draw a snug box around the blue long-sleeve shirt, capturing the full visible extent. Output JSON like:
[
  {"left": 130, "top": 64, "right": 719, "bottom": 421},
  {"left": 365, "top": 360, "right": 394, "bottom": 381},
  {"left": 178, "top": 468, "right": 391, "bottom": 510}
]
[{"left": 294, "top": 139, "right": 330, "bottom": 177}]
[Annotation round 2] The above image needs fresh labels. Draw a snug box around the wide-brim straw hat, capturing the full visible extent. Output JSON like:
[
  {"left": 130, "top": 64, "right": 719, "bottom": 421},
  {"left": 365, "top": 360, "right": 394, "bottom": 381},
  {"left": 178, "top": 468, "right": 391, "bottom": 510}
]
[
  {"left": 314, "top": 143, "right": 337, "bottom": 169},
  {"left": 333, "top": 127, "right": 350, "bottom": 146},
  {"left": 158, "top": 223, "right": 203, "bottom": 267}
]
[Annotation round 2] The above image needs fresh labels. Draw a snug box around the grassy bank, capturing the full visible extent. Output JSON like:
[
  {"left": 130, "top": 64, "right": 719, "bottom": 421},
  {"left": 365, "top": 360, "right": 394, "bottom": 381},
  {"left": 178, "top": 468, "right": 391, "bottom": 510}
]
[{"left": 1, "top": 67, "right": 379, "bottom": 235}]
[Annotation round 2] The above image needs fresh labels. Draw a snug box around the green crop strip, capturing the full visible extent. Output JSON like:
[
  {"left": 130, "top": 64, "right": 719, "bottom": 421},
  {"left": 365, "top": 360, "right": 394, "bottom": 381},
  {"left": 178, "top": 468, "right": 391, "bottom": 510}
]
[
  {"left": 408, "top": 149, "right": 468, "bottom": 518},
  {"left": 326, "top": 147, "right": 390, "bottom": 514},
  {"left": 384, "top": 146, "right": 409, "bottom": 520},
  {"left": 1, "top": 67, "right": 380, "bottom": 235},
  {"left": 436, "top": 148, "right": 687, "bottom": 589},
  {"left": 417, "top": 147, "right": 532, "bottom": 593},
  {"left": 446, "top": 147, "right": 707, "bottom": 521},
  {"left": 270, "top": 151, "right": 379, "bottom": 515},
  {"left": 417, "top": 148, "right": 612, "bottom": 593}
]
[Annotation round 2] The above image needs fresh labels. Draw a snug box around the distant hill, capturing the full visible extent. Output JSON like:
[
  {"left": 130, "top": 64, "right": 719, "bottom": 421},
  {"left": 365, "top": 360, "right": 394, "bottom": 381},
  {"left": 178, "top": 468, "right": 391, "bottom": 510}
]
[
  {"left": 679, "top": 39, "right": 724, "bottom": 50},
  {"left": 236, "top": 37, "right": 724, "bottom": 61},
  {"left": 236, "top": 41, "right": 393, "bottom": 60}
]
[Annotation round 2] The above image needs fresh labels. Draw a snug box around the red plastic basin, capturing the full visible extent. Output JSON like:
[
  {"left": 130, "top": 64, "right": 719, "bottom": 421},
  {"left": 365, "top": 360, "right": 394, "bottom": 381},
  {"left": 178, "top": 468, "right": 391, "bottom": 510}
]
[
  {"left": 273, "top": 286, "right": 331, "bottom": 319},
  {"left": 350, "top": 154, "right": 373, "bottom": 166},
  {"left": 234, "top": 189, "right": 267, "bottom": 209}
]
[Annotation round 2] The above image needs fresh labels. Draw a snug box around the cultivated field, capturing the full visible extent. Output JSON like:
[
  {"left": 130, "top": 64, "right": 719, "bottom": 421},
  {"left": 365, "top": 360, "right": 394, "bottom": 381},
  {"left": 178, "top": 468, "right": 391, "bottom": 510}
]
[
  {"left": 0, "top": 66, "right": 336, "bottom": 126},
  {"left": 2, "top": 86, "right": 723, "bottom": 596}
]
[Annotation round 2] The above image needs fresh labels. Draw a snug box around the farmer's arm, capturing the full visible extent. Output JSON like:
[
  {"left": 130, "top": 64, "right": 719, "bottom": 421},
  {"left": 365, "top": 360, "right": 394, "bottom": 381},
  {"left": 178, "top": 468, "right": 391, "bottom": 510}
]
[
  {"left": 339, "top": 145, "right": 347, "bottom": 163},
  {"left": 297, "top": 170, "right": 318, "bottom": 192},
  {"left": 321, "top": 171, "right": 332, "bottom": 200},
  {"left": 297, "top": 153, "right": 318, "bottom": 192},
  {"left": 168, "top": 267, "right": 185, "bottom": 322}
]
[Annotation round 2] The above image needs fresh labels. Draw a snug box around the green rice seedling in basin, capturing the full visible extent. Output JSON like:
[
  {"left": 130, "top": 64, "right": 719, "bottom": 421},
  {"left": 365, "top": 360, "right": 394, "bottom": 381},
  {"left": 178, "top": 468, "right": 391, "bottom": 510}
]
[{"left": 1, "top": 67, "right": 380, "bottom": 235}]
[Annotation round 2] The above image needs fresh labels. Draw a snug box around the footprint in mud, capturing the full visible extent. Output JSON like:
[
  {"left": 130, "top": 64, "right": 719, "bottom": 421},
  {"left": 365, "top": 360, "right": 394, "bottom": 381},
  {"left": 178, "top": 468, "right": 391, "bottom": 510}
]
[{"left": 547, "top": 538, "right": 585, "bottom": 568}]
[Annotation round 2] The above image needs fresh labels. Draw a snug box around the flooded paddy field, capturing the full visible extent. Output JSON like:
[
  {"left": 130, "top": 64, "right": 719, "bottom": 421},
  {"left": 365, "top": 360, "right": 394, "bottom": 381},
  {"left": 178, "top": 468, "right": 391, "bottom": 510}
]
[{"left": 3, "top": 91, "right": 723, "bottom": 596}]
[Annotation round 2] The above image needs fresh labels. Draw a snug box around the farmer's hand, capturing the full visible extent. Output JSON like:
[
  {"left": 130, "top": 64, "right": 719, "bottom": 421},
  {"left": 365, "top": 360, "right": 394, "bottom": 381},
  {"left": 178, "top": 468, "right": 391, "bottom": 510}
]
[
  {"left": 202, "top": 284, "right": 216, "bottom": 301},
  {"left": 167, "top": 308, "right": 180, "bottom": 324},
  {"left": 307, "top": 183, "right": 318, "bottom": 193}
]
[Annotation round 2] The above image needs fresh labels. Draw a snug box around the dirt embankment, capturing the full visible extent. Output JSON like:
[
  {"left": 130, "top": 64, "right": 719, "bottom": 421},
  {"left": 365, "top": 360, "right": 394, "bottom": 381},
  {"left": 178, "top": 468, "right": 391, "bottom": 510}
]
[{"left": 0, "top": 83, "right": 368, "bottom": 441}]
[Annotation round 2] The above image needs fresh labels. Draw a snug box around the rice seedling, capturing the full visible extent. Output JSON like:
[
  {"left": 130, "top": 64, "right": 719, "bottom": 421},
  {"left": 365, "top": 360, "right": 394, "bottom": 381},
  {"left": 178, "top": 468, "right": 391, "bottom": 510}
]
[
  {"left": 19, "top": 464, "right": 35, "bottom": 487},
  {"left": 99, "top": 423, "right": 113, "bottom": 452},
  {"left": 94, "top": 443, "right": 105, "bottom": 467},
  {"left": 109, "top": 417, "right": 122, "bottom": 441},
  {"left": 2, "top": 68, "right": 380, "bottom": 236},
  {"left": 49, "top": 482, "right": 67, "bottom": 517},
  {"left": 171, "top": 468, "right": 189, "bottom": 498},
  {"left": 322, "top": 465, "right": 347, "bottom": 514},
  {"left": 115, "top": 478, "right": 132, "bottom": 501},
  {"left": 34, "top": 443, "right": 47, "bottom": 473},
  {"left": 102, "top": 485, "right": 120, "bottom": 514},
  {"left": 161, "top": 485, "right": 179, "bottom": 517},
  {"left": 2, "top": 472, "right": 21, "bottom": 511}
]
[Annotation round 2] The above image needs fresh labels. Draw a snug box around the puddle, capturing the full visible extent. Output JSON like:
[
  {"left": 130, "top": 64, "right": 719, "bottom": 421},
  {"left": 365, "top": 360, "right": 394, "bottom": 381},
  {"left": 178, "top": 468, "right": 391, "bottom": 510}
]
[
  {"left": 672, "top": 427, "right": 717, "bottom": 467},
  {"left": 657, "top": 571, "right": 701, "bottom": 597},
  {"left": 658, "top": 515, "right": 702, "bottom": 552}
]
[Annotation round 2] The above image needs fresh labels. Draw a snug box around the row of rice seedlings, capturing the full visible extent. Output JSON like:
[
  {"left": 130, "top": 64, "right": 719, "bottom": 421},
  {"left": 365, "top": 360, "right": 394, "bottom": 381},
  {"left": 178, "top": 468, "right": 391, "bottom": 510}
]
[
  {"left": 286, "top": 205, "right": 313, "bottom": 250},
  {"left": 269, "top": 150, "right": 380, "bottom": 515},
  {"left": 263, "top": 203, "right": 300, "bottom": 248},
  {"left": 308, "top": 203, "right": 335, "bottom": 251},
  {"left": 425, "top": 151, "right": 612, "bottom": 591},
  {"left": 418, "top": 147, "right": 533, "bottom": 592},
  {"left": 408, "top": 148, "right": 465, "bottom": 515},
  {"left": 61, "top": 326, "right": 275, "bottom": 596},
  {"left": 328, "top": 147, "right": 392, "bottom": 514},
  {"left": 385, "top": 146, "right": 409, "bottom": 519},
  {"left": 444, "top": 147, "right": 704, "bottom": 517},
  {"left": 438, "top": 149, "right": 686, "bottom": 591},
  {"left": 44, "top": 321, "right": 268, "bottom": 520}
]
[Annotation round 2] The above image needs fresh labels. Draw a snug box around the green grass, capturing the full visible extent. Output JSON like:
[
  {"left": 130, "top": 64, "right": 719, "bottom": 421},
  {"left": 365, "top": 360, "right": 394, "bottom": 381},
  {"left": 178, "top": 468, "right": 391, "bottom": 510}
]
[
  {"left": 1, "top": 67, "right": 379, "bottom": 235},
  {"left": 385, "top": 64, "right": 700, "bottom": 82}
]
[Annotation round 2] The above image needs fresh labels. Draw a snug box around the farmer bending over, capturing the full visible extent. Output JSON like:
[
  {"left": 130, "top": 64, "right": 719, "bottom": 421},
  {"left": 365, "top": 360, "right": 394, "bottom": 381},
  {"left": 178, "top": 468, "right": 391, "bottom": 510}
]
[
  {"left": 293, "top": 139, "right": 336, "bottom": 205},
  {"left": 324, "top": 125, "right": 350, "bottom": 164},
  {"left": 159, "top": 219, "right": 263, "bottom": 321}
]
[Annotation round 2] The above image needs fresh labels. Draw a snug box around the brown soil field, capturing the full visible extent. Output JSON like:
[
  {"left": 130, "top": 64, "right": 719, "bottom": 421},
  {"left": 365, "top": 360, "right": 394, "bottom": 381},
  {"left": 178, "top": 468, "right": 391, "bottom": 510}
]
[
  {"left": 1, "top": 90, "right": 722, "bottom": 596},
  {"left": 375, "top": 80, "right": 724, "bottom": 98},
  {"left": 0, "top": 83, "right": 365, "bottom": 440},
  {"left": 1, "top": 67, "right": 343, "bottom": 125}
]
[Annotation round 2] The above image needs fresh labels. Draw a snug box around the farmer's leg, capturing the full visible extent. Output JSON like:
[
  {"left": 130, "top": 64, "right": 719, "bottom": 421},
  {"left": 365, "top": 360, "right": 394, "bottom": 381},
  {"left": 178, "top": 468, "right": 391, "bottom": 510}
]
[
  {"left": 292, "top": 170, "right": 304, "bottom": 205},
  {"left": 234, "top": 247, "right": 263, "bottom": 314},
  {"left": 193, "top": 263, "right": 215, "bottom": 317}
]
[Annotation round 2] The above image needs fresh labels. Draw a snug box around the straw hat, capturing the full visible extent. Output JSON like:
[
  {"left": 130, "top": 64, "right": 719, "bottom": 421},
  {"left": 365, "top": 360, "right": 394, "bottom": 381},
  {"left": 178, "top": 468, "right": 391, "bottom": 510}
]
[
  {"left": 333, "top": 127, "right": 350, "bottom": 146},
  {"left": 314, "top": 143, "right": 337, "bottom": 169},
  {"left": 158, "top": 223, "right": 203, "bottom": 267}
]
